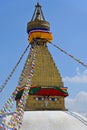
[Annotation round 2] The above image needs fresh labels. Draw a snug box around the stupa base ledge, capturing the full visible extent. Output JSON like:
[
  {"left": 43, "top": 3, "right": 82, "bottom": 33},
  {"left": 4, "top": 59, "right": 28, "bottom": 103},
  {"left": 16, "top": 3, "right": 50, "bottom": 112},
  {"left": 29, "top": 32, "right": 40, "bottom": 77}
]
[{"left": 25, "top": 108, "right": 68, "bottom": 111}]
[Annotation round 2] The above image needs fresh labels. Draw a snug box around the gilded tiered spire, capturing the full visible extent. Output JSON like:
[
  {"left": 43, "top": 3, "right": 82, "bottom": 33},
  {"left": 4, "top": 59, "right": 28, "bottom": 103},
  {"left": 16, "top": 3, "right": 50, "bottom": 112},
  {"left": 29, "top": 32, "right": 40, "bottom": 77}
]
[
  {"left": 16, "top": 3, "right": 68, "bottom": 110},
  {"left": 19, "top": 43, "right": 63, "bottom": 88}
]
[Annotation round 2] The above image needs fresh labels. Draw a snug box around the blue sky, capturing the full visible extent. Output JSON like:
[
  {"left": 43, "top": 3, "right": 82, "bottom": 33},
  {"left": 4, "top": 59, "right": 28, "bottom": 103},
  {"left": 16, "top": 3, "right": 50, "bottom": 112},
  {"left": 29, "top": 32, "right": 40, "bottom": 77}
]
[{"left": 0, "top": 0, "right": 87, "bottom": 113}]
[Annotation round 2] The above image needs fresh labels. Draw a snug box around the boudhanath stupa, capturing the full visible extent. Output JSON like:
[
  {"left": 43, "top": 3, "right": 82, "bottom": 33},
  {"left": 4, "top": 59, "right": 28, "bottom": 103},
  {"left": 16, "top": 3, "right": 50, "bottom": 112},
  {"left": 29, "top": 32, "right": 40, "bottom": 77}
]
[{"left": 0, "top": 3, "right": 87, "bottom": 130}]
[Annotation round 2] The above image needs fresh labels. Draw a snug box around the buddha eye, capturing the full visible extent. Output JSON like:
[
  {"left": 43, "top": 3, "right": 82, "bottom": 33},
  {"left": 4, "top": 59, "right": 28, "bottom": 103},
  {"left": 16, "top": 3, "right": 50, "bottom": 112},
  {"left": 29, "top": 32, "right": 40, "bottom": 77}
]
[
  {"left": 36, "top": 97, "right": 44, "bottom": 101},
  {"left": 49, "top": 97, "right": 57, "bottom": 101}
]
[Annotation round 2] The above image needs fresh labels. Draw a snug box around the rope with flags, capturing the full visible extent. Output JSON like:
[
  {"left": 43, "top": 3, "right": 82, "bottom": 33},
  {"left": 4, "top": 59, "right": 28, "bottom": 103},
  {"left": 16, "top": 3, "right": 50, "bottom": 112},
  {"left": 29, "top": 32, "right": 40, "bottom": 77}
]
[
  {"left": 49, "top": 42, "right": 87, "bottom": 68},
  {"left": 0, "top": 44, "right": 32, "bottom": 118},
  {"left": 0, "top": 45, "right": 30, "bottom": 93},
  {"left": 0, "top": 87, "right": 19, "bottom": 115},
  {"left": 0, "top": 87, "right": 19, "bottom": 129},
  {"left": 1, "top": 44, "right": 37, "bottom": 130}
]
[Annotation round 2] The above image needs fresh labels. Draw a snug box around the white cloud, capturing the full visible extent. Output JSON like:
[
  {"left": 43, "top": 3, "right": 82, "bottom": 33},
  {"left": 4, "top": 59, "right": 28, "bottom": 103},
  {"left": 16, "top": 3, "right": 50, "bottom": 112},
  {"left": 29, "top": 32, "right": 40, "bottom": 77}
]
[
  {"left": 64, "top": 68, "right": 87, "bottom": 117},
  {"left": 63, "top": 69, "right": 87, "bottom": 83},
  {"left": 65, "top": 91, "right": 87, "bottom": 114}
]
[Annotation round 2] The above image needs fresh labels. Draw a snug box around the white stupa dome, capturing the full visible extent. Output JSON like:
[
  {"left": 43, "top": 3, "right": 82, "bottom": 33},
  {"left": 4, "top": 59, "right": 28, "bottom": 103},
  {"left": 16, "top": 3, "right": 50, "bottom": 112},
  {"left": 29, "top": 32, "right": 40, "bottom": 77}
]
[{"left": 18, "top": 111, "right": 87, "bottom": 130}]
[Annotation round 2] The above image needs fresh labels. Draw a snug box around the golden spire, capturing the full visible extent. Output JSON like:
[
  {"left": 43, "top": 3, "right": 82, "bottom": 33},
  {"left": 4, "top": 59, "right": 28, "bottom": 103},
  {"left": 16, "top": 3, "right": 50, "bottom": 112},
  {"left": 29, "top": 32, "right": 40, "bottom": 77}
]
[
  {"left": 27, "top": 3, "right": 53, "bottom": 43},
  {"left": 31, "top": 2, "right": 45, "bottom": 21},
  {"left": 16, "top": 3, "right": 68, "bottom": 111}
]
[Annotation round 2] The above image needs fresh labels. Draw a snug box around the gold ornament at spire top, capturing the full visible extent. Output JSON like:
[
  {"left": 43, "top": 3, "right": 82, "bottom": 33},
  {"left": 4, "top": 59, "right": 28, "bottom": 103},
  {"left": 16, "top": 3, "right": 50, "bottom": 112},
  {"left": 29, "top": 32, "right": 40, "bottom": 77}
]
[
  {"left": 33, "top": 2, "right": 44, "bottom": 21},
  {"left": 35, "top": 9, "right": 40, "bottom": 21},
  {"left": 35, "top": 2, "right": 41, "bottom": 8},
  {"left": 35, "top": 3, "right": 42, "bottom": 21},
  {"left": 27, "top": 3, "right": 53, "bottom": 43}
]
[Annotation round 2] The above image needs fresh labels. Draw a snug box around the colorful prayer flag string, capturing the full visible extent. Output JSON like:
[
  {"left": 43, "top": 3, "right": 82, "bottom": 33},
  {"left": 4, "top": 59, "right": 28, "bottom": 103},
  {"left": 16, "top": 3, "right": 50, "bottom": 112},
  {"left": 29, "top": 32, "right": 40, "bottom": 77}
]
[
  {"left": 0, "top": 87, "right": 20, "bottom": 129},
  {"left": 50, "top": 42, "right": 87, "bottom": 68},
  {"left": 0, "top": 45, "right": 30, "bottom": 93},
  {"left": 7, "top": 44, "right": 37, "bottom": 129},
  {"left": 0, "top": 86, "right": 21, "bottom": 115}
]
